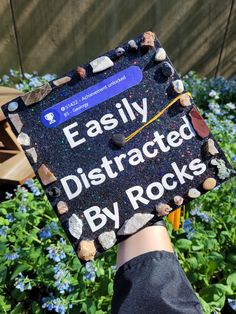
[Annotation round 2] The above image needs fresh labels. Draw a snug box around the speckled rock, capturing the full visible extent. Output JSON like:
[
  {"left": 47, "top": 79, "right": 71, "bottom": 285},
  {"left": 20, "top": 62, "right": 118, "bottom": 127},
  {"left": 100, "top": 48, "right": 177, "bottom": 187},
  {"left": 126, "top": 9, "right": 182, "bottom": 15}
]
[
  {"left": 188, "top": 188, "right": 201, "bottom": 198},
  {"left": 161, "top": 62, "right": 174, "bottom": 77},
  {"left": 205, "top": 139, "right": 219, "bottom": 155},
  {"left": 77, "top": 240, "right": 96, "bottom": 261},
  {"left": 53, "top": 76, "right": 71, "bottom": 86},
  {"left": 8, "top": 101, "right": 18, "bottom": 112},
  {"left": 25, "top": 147, "right": 38, "bottom": 163},
  {"left": 76, "top": 67, "right": 86, "bottom": 79},
  {"left": 179, "top": 94, "right": 191, "bottom": 107},
  {"left": 128, "top": 39, "right": 138, "bottom": 50},
  {"left": 21, "top": 83, "right": 52, "bottom": 106},
  {"left": 154, "top": 48, "right": 166, "bottom": 62},
  {"left": 98, "top": 230, "right": 116, "bottom": 250},
  {"left": 141, "top": 31, "right": 155, "bottom": 51},
  {"left": 173, "top": 195, "right": 184, "bottom": 206},
  {"left": 9, "top": 113, "right": 23, "bottom": 133},
  {"left": 189, "top": 107, "right": 210, "bottom": 138},
  {"left": 57, "top": 201, "right": 69, "bottom": 215},
  {"left": 202, "top": 178, "right": 217, "bottom": 190},
  {"left": 117, "top": 213, "right": 154, "bottom": 235},
  {"left": 172, "top": 80, "right": 184, "bottom": 94},
  {"left": 155, "top": 203, "right": 172, "bottom": 217},
  {"left": 17, "top": 132, "right": 30, "bottom": 146},
  {"left": 68, "top": 213, "right": 83, "bottom": 239},
  {"left": 210, "top": 159, "right": 231, "bottom": 180},
  {"left": 112, "top": 133, "right": 126, "bottom": 148},
  {"left": 115, "top": 47, "right": 125, "bottom": 57},
  {"left": 37, "top": 164, "right": 57, "bottom": 186},
  {"left": 90, "top": 56, "right": 114, "bottom": 73}
]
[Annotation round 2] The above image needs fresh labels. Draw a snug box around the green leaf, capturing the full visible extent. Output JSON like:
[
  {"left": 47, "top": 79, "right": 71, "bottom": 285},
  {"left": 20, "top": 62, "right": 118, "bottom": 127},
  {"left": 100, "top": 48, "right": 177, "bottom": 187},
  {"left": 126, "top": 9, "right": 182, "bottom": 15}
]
[
  {"left": 175, "top": 239, "right": 192, "bottom": 251},
  {"left": 31, "top": 301, "right": 43, "bottom": 314},
  {"left": 192, "top": 244, "right": 204, "bottom": 251},
  {"left": 10, "top": 303, "right": 24, "bottom": 314},
  {"left": 226, "top": 273, "right": 236, "bottom": 289},
  {"left": 10, "top": 264, "right": 31, "bottom": 280}
]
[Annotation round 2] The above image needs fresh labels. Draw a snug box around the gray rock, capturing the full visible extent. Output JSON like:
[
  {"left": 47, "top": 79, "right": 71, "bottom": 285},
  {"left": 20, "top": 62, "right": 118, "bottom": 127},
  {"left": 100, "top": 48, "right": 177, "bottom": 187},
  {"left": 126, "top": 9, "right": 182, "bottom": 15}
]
[
  {"left": 128, "top": 39, "right": 138, "bottom": 50},
  {"left": 68, "top": 213, "right": 83, "bottom": 240},
  {"left": 17, "top": 132, "right": 31, "bottom": 146},
  {"left": 116, "top": 47, "right": 125, "bottom": 57},
  {"left": 210, "top": 158, "right": 231, "bottom": 180},
  {"left": 25, "top": 147, "right": 38, "bottom": 163},
  {"left": 172, "top": 80, "right": 184, "bottom": 94},
  {"left": 90, "top": 56, "right": 114, "bottom": 73},
  {"left": 8, "top": 101, "right": 19, "bottom": 112},
  {"left": 154, "top": 48, "right": 166, "bottom": 62},
  {"left": 117, "top": 213, "right": 154, "bottom": 235},
  {"left": 98, "top": 230, "right": 116, "bottom": 250}
]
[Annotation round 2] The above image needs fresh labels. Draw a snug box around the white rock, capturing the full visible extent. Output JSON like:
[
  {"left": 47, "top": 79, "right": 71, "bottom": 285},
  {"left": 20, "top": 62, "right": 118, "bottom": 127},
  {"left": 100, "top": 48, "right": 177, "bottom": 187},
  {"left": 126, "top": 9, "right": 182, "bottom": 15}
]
[
  {"left": 25, "top": 147, "right": 38, "bottom": 163},
  {"left": 188, "top": 188, "right": 201, "bottom": 198},
  {"left": 17, "top": 132, "right": 30, "bottom": 146},
  {"left": 90, "top": 56, "right": 114, "bottom": 73},
  {"left": 68, "top": 213, "right": 83, "bottom": 240},
  {"left": 172, "top": 80, "right": 184, "bottom": 93},
  {"left": 98, "top": 231, "right": 116, "bottom": 250},
  {"left": 116, "top": 47, "right": 125, "bottom": 56},
  {"left": 128, "top": 39, "right": 138, "bottom": 50},
  {"left": 117, "top": 213, "right": 154, "bottom": 235},
  {"left": 173, "top": 196, "right": 184, "bottom": 206},
  {"left": 155, "top": 48, "right": 166, "bottom": 62}
]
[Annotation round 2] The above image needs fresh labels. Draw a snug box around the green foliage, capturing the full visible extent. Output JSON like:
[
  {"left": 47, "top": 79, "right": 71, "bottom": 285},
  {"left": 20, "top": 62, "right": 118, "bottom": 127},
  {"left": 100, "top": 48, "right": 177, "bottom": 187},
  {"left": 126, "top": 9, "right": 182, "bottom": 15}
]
[{"left": 0, "top": 70, "right": 235, "bottom": 313}]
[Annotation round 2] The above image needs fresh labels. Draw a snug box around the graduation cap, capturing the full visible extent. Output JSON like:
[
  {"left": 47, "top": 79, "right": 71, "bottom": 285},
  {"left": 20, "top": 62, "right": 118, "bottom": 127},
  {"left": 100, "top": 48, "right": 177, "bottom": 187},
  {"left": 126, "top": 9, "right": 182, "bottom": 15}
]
[{"left": 1, "top": 31, "right": 235, "bottom": 262}]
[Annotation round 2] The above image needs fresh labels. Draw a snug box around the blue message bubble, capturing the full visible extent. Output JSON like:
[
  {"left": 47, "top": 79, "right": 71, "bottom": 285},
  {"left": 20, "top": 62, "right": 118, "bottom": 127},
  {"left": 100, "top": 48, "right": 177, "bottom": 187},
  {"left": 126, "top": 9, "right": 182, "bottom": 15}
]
[{"left": 41, "top": 66, "right": 143, "bottom": 128}]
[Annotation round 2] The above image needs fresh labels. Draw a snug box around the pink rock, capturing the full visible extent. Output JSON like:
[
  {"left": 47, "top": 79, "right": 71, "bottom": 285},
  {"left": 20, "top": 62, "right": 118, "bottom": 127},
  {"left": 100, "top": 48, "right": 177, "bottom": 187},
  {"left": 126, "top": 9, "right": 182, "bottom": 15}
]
[{"left": 38, "top": 164, "right": 57, "bottom": 186}]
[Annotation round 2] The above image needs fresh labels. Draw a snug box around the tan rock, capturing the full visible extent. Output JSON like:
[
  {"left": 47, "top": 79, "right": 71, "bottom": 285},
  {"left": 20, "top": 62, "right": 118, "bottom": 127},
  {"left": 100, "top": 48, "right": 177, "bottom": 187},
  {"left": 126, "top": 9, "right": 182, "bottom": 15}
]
[
  {"left": 21, "top": 83, "right": 52, "bottom": 106},
  {"left": 155, "top": 203, "right": 172, "bottom": 217},
  {"left": 202, "top": 178, "right": 217, "bottom": 190},
  {"left": 77, "top": 240, "right": 96, "bottom": 261},
  {"left": 9, "top": 113, "right": 23, "bottom": 133},
  {"left": 188, "top": 188, "right": 201, "bottom": 198},
  {"left": 173, "top": 196, "right": 184, "bottom": 206},
  {"left": 76, "top": 67, "right": 86, "bottom": 79},
  {"left": 154, "top": 48, "right": 166, "bottom": 62},
  {"left": 179, "top": 94, "right": 191, "bottom": 107},
  {"left": 53, "top": 76, "right": 71, "bottom": 86},
  {"left": 25, "top": 147, "right": 38, "bottom": 163},
  {"left": 37, "top": 164, "right": 57, "bottom": 186},
  {"left": 57, "top": 201, "right": 69, "bottom": 215},
  {"left": 141, "top": 31, "right": 155, "bottom": 50},
  {"left": 206, "top": 139, "right": 219, "bottom": 155}
]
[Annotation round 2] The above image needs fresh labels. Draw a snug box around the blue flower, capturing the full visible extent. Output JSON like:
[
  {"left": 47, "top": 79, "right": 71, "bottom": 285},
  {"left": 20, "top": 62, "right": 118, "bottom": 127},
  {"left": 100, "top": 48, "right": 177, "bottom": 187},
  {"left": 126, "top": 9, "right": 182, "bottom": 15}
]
[
  {"left": 42, "top": 296, "right": 70, "bottom": 314},
  {"left": 83, "top": 261, "right": 96, "bottom": 282},
  {"left": 15, "top": 273, "right": 32, "bottom": 292},
  {"left": 42, "top": 74, "right": 57, "bottom": 81},
  {"left": 190, "top": 208, "right": 212, "bottom": 223},
  {"left": 5, "top": 252, "right": 20, "bottom": 261},
  {"left": 24, "top": 179, "right": 41, "bottom": 196},
  {"left": 19, "top": 205, "right": 27, "bottom": 213},
  {"left": 38, "top": 222, "right": 59, "bottom": 240},
  {"left": 0, "top": 226, "right": 9, "bottom": 237},
  {"left": 5, "top": 213, "right": 15, "bottom": 222},
  {"left": 46, "top": 238, "right": 66, "bottom": 262}
]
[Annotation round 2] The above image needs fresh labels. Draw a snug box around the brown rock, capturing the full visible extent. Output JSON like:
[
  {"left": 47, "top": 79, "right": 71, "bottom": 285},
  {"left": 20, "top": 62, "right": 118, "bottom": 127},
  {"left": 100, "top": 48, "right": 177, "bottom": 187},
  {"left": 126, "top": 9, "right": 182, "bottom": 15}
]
[
  {"left": 77, "top": 240, "right": 96, "bottom": 261},
  {"left": 202, "top": 178, "right": 217, "bottom": 190},
  {"left": 25, "top": 147, "right": 38, "bottom": 163},
  {"left": 188, "top": 188, "right": 201, "bottom": 198},
  {"left": 173, "top": 195, "right": 184, "bottom": 206},
  {"left": 57, "top": 201, "right": 69, "bottom": 215},
  {"left": 189, "top": 107, "right": 210, "bottom": 138},
  {"left": 38, "top": 164, "right": 57, "bottom": 186},
  {"left": 155, "top": 203, "right": 172, "bottom": 217},
  {"left": 21, "top": 83, "right": 52, "bottom": 106},
  {"left": 179, "top": 94, "right": 192, "bottom": 107},
  {"left": 76, "top": 67, "right": 86, "bottom": 79},
  {"left": 9, "top": 113, "right": 23, "bottom": 133},
  {"left": 53, "top": 76, "right": 71, "bottom": 86},
  {"left": 141, "top": 31, "right": 155, "bottom": 51}
]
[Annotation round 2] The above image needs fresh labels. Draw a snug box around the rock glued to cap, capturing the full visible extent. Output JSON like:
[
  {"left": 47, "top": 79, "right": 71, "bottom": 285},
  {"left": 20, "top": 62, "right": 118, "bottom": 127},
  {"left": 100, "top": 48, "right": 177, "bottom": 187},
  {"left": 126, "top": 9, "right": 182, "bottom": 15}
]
[
  {"left": 76, "top": 67, "right": 86, "bottom": 79},
  {"left": 68, "top": 213, "right": 83, "bottom": 239},
  {"left": 90, "top": 56, "right": 114, "bottom": 73},
  {"left": 37, "top": 164, "right": 57, "bottom": 186},
  {"left": 189, "top": 107, "right": 210, "bottom": 138},
  {"left": 47, "top": 187, "right": 61, "bottom": 198},
  {"left": 98, "top": 230, "right": 116, "bottom": 250},
  {"left": 203, "top": 139, "right": 219, "bottom": 156},
  {"left": 128, "top": 39, "right": 138, "bottom": 51},
  {"left": 179, "top": 94, "right": 191, "bottom": 107},
  {"left": 57, "top": 201, "right": 69, "bottom": 215},
  {"left": 8, "top": 101, "right": 19, "bottom": 112},
  {"left": 154, "top": 48, "right": 166, "bottom": 62},
  {"left": 161, "top": 62, "right": 174, "bottom": 77},
  {"left": 140, "top": 31, "right": 155, "bottom": 52},
  {"left": 17, "top": 132, "right": 30, "bottom": 146},
  {"left": 202, "top": 178, "right": 217, "bottom": 190},
  {"left": 172, "top": 80, "right": 184, "bottom": 94},
  {"left": 25, "top": 147, "right": 38, "bottom": 163},
  {"left": 210, "top": 158, "right": 231, "bottom": 180},
  {"left": 115, "top": 47, "right": 125, "bottom": 57},
  {"left": 112, "top": 133, "right": 126, "bottom": 148},
  {"left": 77, "top": 240, "right": 96, "bottom": 261},
  {"left": 117, "top": 213, "right": 154, "bottom": 235},
  {"left": 188, "top": 188, "right": 201, "bottom": 198},
  {"left": 155, "top": 203, "right": 172, "bottom": 217},
  {"left": 21, "top": 83, "right": 52, "bottom": 106},
  {"left": 53, "top": 76, "right": 71, "bottom": 86},
  {"left": 9, "top": 113, "right": 23, "bottom": 133},
  {"left": 173, "top": 195, "right": 184, "bottom": 206}
]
